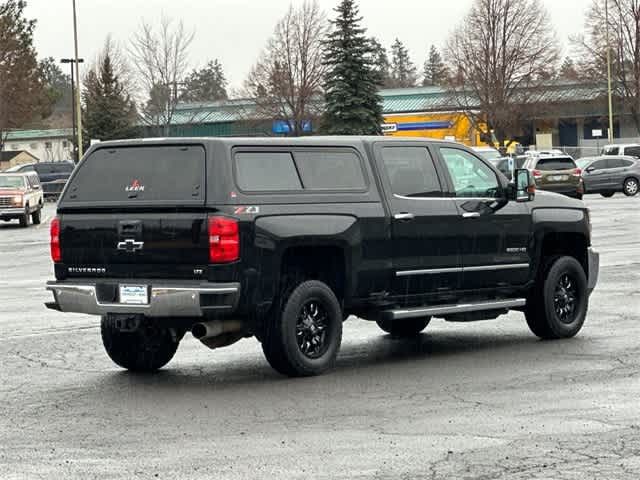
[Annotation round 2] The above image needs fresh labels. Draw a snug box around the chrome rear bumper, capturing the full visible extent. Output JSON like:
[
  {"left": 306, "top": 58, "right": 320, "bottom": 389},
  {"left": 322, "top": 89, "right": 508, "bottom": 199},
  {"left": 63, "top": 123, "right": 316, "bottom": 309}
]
[{"left": 46, "top": 281, "right": 240, "bottom": 317}]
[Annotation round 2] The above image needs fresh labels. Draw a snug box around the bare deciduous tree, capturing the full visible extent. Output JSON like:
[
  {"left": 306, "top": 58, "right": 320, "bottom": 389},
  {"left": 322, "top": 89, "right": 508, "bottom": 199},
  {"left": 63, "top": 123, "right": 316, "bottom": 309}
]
[
  {"left": 446, "top": 0, "right": 560, "bottom": 146},
  {"left": 245, "top": 0, "right": 327, "bottom": 136},
  {"left": 128, "top": 16, "right": 194, "bottom": 135},
  {"left": 575, "top": 0, "right": 640, "bottom": 136}
]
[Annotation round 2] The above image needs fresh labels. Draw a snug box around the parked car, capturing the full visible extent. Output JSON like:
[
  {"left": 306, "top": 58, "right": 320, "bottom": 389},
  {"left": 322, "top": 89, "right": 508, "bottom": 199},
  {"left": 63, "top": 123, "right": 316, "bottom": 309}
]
[
  {"left": 471, "top": 146, "right": 502, "bottom": 162},
  {"left": 472, "top": 146, "right": 515, "bottom": 179},
  {"left": 5, "top": 161, "right": 75, "bottom": 200},
  {"left": 45, "top": 137, "right": 599, "bottom": 377},
  {"left": 0, "top": 172, "right": 44, "bottom": 227},
  {"left": 576, "top": 155, "right": 640, "bottom": 197},
  {"left": 522, "top": 153, "right": 584, "bottom": 199},
  {"left": 601, "top": 144, "right": 640, "bottom": 158}
]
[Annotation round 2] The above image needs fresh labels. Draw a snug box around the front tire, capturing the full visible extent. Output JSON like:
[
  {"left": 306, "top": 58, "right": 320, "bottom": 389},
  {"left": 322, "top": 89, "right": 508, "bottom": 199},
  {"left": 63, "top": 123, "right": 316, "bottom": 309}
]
[
  {"left": 600, "top": 191, "right": 615, "bottom": 198},
  {"left": 376, "top": 317, "right": 430, "bottom": 337},
  {"left": 19, "top": 207, "right": 29, "bottom": 228},
  {"left": 525, "top": 256, "right": 588, "bottom": 339},
  {"left": 262, "top": 280, "right": 343, "bottom": 377},
  {"left": 623, "top": 177, "right": 639, "bottom": 196},
  {"left": 101, "top": 316, "right": 179, "bottom": 372}
]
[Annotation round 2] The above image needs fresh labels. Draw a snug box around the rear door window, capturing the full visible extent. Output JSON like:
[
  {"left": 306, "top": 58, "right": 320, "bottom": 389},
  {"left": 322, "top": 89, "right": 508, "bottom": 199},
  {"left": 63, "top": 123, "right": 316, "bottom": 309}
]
[
  {"left": 235, "top": 152, "right": 302, "bottom": 191},
  {"left": 381, "top": 147, "right": 443, "bottom": 197},
  {"left": 608, "top": 158, "right": 634, "bottom": 168},
  {"left": 62, "top": 145, "right": 206, "bottom": 205},
  {"left": 293, "top": 150, "right": 366, "bottom": 190},
  {"left": 623, "top": 147, "right": 640, "bottom": 158},
  {"left": 535, "top": 157, "right": 577, "bottom": 171}
]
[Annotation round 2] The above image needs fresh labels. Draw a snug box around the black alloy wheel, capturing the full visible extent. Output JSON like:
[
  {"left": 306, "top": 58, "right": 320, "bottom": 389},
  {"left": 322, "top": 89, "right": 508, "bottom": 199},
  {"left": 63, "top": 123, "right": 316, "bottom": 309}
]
[
  {"left": 553, "top": 274, "right": 578, "bottom": 324},
  {"left": 262, "top": 280, "right": 343, "bottom": 377},
  {"left": 296, "top": 299, "right": 330, "bottom": 359},
  {"left": 525, "top": 256, "right": 588, "bottom": 340}
]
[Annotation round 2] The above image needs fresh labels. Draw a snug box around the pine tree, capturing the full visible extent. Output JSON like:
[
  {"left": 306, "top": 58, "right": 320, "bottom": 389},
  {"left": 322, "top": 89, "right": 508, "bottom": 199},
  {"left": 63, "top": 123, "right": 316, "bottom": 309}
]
[
  {"left": 559, "top": 56, "right": 580, "bottom": 81},
  {"left": 389, "top": 38, "right": 417, "bottom": 88},
  {"left": 321, "top": 0, "right": 383, "bottom": 135},
  {"left": 0, "top": 0, "right": 49, "bottom": 149},
  {"left": 82, "top": 51, "right": 138, "bottom": 143},
  {"left": 182, "top": 59, "right": 228, "bottom": 103},
  {"left": 369, "top": 37, "right": 390, "bottom": 87},
  {"left": 422, "top": 45, "right": 448, "bottom": 86}
]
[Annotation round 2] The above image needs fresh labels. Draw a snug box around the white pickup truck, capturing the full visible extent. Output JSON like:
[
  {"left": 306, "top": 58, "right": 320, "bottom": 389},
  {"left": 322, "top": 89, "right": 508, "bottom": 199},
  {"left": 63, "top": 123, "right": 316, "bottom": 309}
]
[{"left": 0, "top": 172, "right": 44, "bottom": 227}]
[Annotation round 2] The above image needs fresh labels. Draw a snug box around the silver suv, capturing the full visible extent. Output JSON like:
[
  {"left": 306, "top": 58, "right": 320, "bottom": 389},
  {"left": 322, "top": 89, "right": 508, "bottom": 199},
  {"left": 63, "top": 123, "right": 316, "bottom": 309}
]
[{"left": 577, "top": 156, "right": 640, "bottom": 197}]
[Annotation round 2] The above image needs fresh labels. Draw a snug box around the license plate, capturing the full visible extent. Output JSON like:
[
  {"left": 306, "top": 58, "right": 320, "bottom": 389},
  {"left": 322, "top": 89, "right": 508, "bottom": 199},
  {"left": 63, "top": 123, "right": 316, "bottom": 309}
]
[
  {"left": 119, "top": 285, "right": 149, "bottom": 305},
  {"left": 549, "top": 175, "right": 569, "bottom": 182}
]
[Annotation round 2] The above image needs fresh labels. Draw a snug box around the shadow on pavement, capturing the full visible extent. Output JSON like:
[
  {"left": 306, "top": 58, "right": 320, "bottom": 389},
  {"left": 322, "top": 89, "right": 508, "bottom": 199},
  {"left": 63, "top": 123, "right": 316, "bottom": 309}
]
[{"left": 91, "top": 330, "right": 584, "bottom": 396}]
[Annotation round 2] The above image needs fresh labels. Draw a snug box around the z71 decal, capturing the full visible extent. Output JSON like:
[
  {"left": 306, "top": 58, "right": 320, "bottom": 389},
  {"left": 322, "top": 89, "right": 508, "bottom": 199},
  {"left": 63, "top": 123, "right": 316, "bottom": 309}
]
[{"left": 234, "top": 206, "right": 260, "bottom": 214}]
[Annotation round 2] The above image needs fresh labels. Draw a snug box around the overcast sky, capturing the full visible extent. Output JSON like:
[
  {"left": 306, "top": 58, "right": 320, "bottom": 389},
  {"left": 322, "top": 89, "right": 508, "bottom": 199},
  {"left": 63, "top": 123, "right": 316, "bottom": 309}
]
[{"left": 26, "top": 0, "right": 592, "bottom": 91}]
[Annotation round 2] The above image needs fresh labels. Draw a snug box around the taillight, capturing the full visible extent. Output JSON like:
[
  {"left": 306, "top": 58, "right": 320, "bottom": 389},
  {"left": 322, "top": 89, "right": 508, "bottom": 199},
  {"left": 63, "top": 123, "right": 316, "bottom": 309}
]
[
  {"left": 532, "top": 169, "right": 542, "bottom": 179},
  {"left": 573, "top": 168, "right": 582, "bottom": 177},
  {"left": 208, "top": 216, "right": 239, "bottom": 263},
  {"left": 50, "top": 217, "right": 61, "bottom": 263}
]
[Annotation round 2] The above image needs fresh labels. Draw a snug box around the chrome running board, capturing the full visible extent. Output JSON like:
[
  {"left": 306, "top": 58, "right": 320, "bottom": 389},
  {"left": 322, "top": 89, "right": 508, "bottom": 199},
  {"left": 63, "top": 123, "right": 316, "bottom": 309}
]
[{"left": 381, "top": 298, "right": 526, "bottom": 321}]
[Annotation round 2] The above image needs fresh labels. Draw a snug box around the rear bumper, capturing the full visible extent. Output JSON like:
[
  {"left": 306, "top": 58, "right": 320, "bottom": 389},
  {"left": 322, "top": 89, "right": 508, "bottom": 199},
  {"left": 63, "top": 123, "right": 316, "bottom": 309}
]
[
  {"left": 539, "top": 188, "right": 581, "bottom": 197},
  {"left": 587, "top": 247, "right": 599, "bottom": 295},
  {"left": 45, "top": 280, "right": 240, "bottom": 317}
]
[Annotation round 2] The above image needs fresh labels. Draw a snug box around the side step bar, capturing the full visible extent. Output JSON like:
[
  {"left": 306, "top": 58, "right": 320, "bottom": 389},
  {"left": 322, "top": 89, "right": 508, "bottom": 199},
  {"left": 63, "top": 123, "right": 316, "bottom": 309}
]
[{"left": 381, "top": 298, "right": 526, "bottom": 321}]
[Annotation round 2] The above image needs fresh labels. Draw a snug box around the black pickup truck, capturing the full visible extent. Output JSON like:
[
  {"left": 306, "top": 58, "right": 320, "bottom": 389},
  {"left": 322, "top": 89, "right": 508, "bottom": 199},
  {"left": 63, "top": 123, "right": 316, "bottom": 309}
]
[{"left": 46, "top": 137, "right": 599, "bottom": 377}]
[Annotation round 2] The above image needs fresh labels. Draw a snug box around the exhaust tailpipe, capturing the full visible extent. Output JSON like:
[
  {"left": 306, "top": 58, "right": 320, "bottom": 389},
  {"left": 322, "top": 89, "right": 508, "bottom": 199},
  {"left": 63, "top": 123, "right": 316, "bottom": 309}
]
[{"left": 191, "top": 320, "right": 244, "bottom": 350}]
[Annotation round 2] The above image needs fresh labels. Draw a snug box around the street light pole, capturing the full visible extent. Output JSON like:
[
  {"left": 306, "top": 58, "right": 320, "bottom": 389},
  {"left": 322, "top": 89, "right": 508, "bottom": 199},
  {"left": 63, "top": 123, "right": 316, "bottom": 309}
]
[
  {"left": 605, "top": 0, "right": 614, "bottom": 143},
  {"left": 61, "top": 58, "right": 84, "bottom": 163},
  {"left": 72, "top": 0, "right": 83, "bottom": 159}
]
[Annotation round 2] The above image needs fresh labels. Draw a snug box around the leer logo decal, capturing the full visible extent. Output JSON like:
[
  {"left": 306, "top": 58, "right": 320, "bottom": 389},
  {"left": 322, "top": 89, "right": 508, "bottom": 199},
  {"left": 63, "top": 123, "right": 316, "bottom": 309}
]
[{"left": 125, "top": 179, "right": 145, "bottom": 192}]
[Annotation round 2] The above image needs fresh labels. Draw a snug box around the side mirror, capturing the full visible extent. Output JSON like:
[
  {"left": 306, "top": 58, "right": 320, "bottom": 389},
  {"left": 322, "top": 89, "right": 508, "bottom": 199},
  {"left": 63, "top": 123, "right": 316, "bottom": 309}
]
[
  {"left": 508, "top": 169, "right": 535, "bottom": 202},
  {"left": 586, "top": 166, "right": 595, "bottom": 173}
]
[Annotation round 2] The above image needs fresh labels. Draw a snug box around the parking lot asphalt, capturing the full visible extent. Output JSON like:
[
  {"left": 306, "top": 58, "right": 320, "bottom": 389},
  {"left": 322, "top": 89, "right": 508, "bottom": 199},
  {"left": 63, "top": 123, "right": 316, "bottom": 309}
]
[{"left": 0, "top": 195, "right": 639, "bottom": 480}]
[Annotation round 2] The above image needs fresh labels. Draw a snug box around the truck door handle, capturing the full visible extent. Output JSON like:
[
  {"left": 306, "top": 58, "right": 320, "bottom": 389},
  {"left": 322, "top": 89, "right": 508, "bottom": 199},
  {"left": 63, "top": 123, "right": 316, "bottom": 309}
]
[
  {"left": 462, "top": 212, "right": 481, "bottom": 219},
  {"left": 394, "top": 213, "right": 415, "bottom": 221}
]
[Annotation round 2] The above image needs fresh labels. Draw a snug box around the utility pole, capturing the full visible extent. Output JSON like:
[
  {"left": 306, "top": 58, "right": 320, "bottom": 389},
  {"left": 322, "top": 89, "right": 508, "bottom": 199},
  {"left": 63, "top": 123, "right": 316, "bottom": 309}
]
[
  {"left": 61, "top": 58, "right": 84, "bottom": 163},
  {"left": 72, "top": 0, "right": 83, "bottom": 158},
  {"left": 605, "top": 0, "right": 614, "bottom": 143}
]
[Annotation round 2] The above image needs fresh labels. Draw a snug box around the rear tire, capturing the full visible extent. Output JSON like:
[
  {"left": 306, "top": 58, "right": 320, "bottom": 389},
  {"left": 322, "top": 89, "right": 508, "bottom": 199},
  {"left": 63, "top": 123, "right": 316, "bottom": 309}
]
[
  {"left": 262, "top": 280, "right": 342, "bottom": 377},
  {"left": 600, "top": 191, "right": 615, "bottom": 198},
  {"left": 101, "top": 315, "right": 179, "bottom": 372},
  {"left": 376, "top": 317, "right": 431, "bottom": 337},
  {"left": 31, "top": 208, "right": 41, "bottom": 225},
  {"left": 525, "top": 256, "right": 588, "bottom": 340},
  {"left": 623, "top": 177, "right": 638, "bottom": 196}
]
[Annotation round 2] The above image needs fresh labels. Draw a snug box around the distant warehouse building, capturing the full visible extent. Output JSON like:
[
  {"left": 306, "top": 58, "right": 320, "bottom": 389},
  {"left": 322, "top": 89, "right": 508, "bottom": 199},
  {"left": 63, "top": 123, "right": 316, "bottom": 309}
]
[
  {"left": 2, "top": 128, "right": 73, "bottom": 162},
  {"left": 159, "top": 82, "right": 638, "bottom": 157}
]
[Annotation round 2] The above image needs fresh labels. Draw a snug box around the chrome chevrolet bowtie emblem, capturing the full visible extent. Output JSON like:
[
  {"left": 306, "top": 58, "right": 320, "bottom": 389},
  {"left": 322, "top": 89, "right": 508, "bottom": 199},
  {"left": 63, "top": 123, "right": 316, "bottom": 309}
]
[{"left": 117, "top": 239, "right": 144, "bottom": 253}]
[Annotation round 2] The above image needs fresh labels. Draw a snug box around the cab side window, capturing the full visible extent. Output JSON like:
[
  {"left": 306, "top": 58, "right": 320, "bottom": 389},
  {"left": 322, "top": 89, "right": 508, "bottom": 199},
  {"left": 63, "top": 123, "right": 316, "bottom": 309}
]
[
  {"left": 440, "top": 148, "right": 501, "bottom": 198},
  {"left": 380, "top": 147, "right": 443, "bottom": 198}
]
